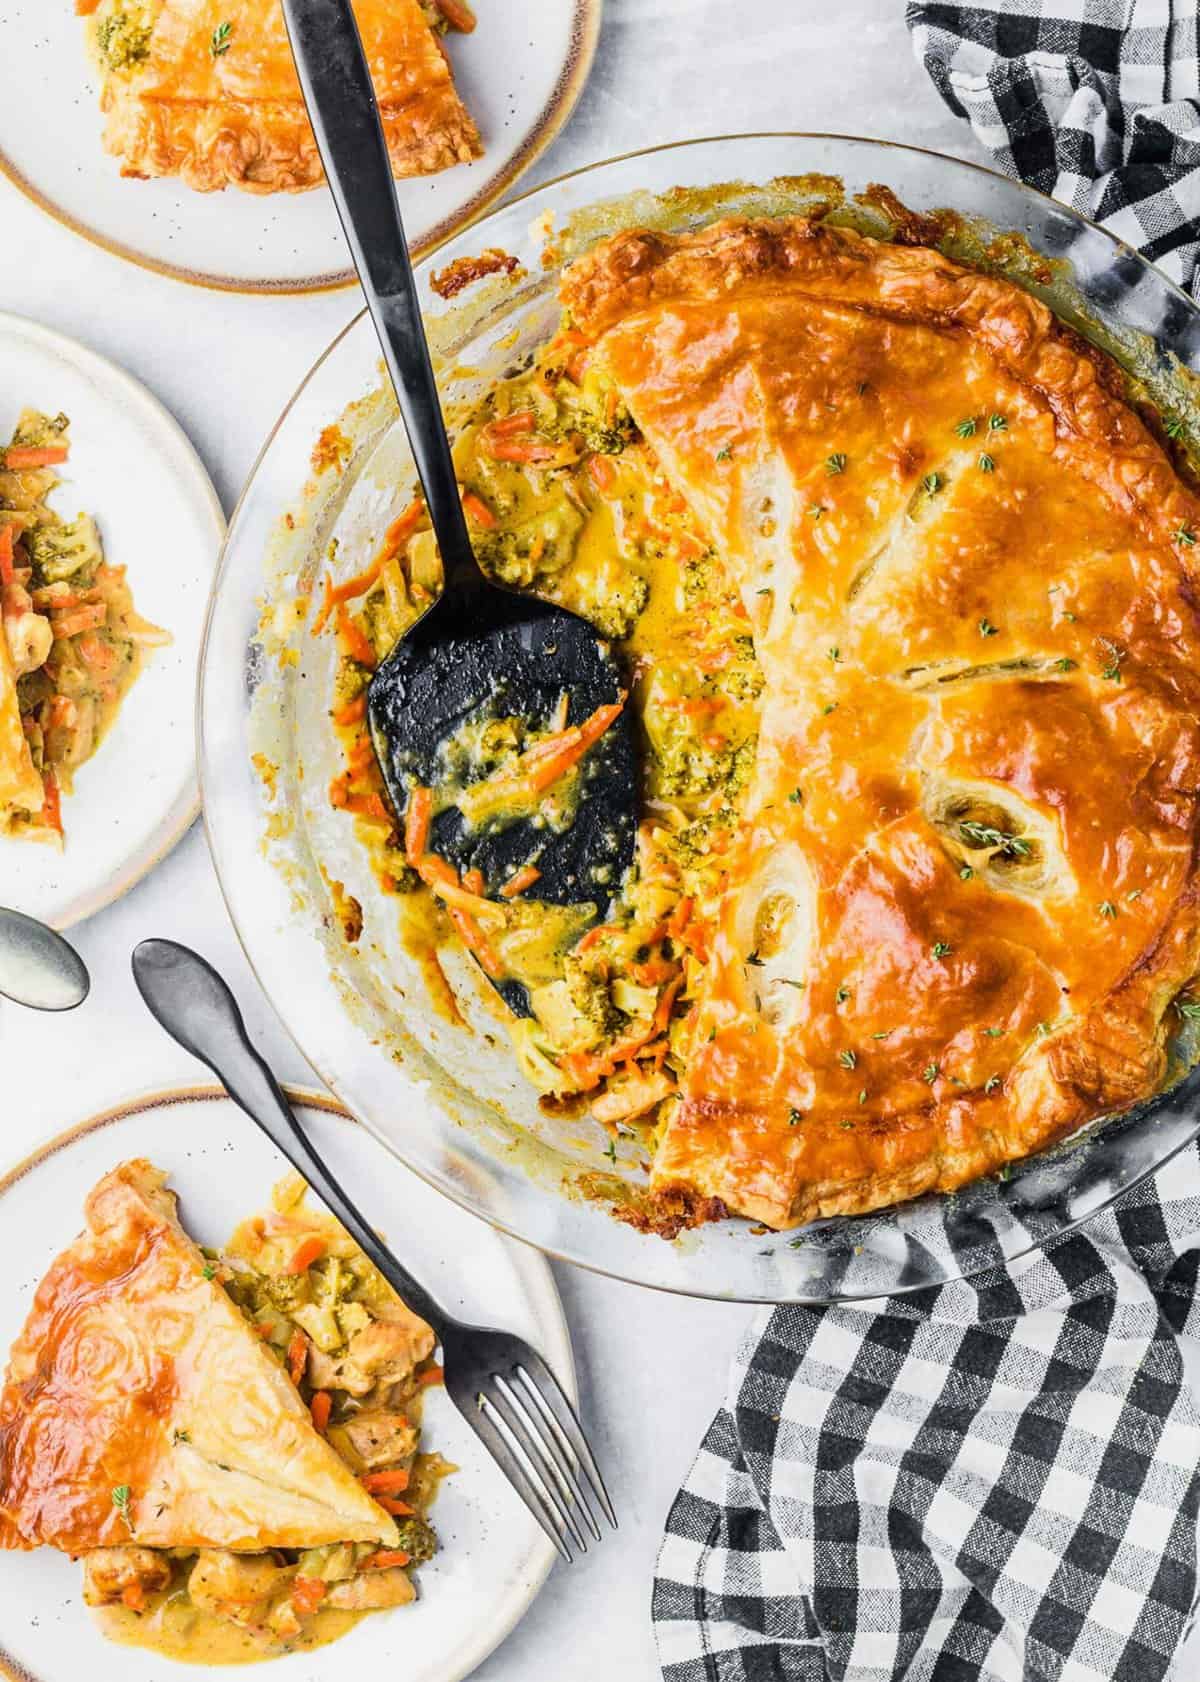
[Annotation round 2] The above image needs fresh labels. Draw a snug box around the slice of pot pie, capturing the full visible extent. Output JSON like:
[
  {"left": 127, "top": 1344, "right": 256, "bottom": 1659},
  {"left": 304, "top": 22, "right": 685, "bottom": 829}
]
[
  {"left": 0, "top": 410, "right": 168, "bottom": 844},
  {"left": 551, "top": 217, "right": 1200, "bottom": 1228},
  {"left": 79, "top": 0, "right": 482, "bottom": 194},
  {"left": 0, "top": 1161, "right": 447, "bottom": 1658}
]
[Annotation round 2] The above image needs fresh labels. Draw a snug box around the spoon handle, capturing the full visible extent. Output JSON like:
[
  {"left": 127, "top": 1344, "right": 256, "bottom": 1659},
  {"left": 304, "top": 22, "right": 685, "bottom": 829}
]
[
  {"left": 131, "top": 939, "right": 451, "bottom": 1339},
  {"left": 281, "top": 0, "right": 475, "bottom": 581}
]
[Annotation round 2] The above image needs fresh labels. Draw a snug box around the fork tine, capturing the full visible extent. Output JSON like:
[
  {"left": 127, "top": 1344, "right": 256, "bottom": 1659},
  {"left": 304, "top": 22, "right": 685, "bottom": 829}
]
[
  {"left": 488, "top": 1378, "right": 590, "bottom": 1554},
  {"left": 462, "top": 1394, "right": 574, "bottom": 1563},
  {"left": 508, "top": 1368, "right": 602, "bottom": 1541},
  {"left": 516, "top": 1351, "right": 617, "bottom": 1528}
]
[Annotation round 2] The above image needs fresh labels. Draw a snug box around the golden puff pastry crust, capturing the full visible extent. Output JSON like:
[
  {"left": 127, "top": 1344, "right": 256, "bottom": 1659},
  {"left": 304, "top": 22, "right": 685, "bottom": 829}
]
[
  {"left": 561, "top": 217, "right": 1200, "bottom": 1229},
  {"left": 0, "top": 625, "right": 43, "bottom": 828},
  {"left": 93, "top": 0, "right": 481, "bottom": 194},
  {"left": 0, "top": 1160, "right": 397, "bottom": 1554}
]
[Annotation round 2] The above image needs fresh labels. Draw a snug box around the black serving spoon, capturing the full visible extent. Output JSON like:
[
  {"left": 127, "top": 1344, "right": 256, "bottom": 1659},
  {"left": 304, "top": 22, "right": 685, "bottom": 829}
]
[
  {"left": 281, "top": 0, "right": 637, "bottom": 1016},
  {"left": 0, "top": 907, "right": 89, "bottom": 1011}
]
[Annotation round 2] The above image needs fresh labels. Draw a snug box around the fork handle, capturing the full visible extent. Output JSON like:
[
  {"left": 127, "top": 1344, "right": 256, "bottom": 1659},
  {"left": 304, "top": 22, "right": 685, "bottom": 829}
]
[
  {"left": 281, "top": 0, "right": 476, "bottom": 585},
  {"left": 131, "top": 939, "right": 451, "bottom": 1341}
]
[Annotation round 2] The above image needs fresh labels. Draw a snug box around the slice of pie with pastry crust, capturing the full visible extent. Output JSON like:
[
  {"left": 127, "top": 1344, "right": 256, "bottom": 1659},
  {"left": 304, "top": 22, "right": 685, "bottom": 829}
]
[
  {"left": 561, "top": 217, "right": 1200, "bottom": 1229},
  {"left": 0, "top": 1159, "right": 398, "bottom": 1555},
  {"left": 82, "top": 0, "right": 482, "bottom": 195}
]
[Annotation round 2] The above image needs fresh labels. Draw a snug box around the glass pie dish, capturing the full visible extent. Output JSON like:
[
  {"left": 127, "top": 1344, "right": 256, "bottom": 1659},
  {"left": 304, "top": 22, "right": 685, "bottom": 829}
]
[{"left": 200, "top": 134, "right": 1200, "bottom": 1302}]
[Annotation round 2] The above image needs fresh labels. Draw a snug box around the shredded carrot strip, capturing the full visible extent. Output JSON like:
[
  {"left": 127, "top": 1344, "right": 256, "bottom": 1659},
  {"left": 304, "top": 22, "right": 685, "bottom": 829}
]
[
  {"left": 76, "top": 633, "right": 116, "bottom": 672},
  {"left": 310, "top": 1391, "right": 332, "bottom": 1433},
  {"left": 255, "top": 1322, "right": 275, "bottom": 1340},
  {"left": 121, "top": 1583, "right": 147, "bottom": 1612},
  {"left": 417, "top": 1364, "right": 445, "bottom": 1386},
  {"left": 285, "top": 1234, "right": 326, "bottom": 1274},
  {"left": 312, "top": 559, "right": 383, "bottom": 634},
  {"left": 333, "top": 694, "right": 367, "bottom": 727},
  {"left": 500, "top": 864, "right": 541, "bottom": 899},
  {"left": 39, "top": 772, "right": 62, "bottom": 837},
  {"left": 462, "top": 490, "right": 497, "bottom": 529},
  {"left": 416, "top": 854, "right": 506, "bottom": 924},
  {"left": 404, "top": 785, "right": 433, "bottom": 865},
  {"left": 3, "top": 445, "right": 68, "bottom": 469},
  {"left": 363, "top": 1550, "right": 411, "bottom": 1570},
  {"left": 378, "top": 1495, "right": 416, "bottom": 1515},
  {"left": 381, "top": 499, "right": 424, "bottom": 553},
  {"left": 287, "top": 1328, "right": 308, "bottom": 1386},
  {"left": 50, "top": 602, "right": 106, "bottom": 639},
  {"left": 291, "top": 1577, "right": 327, "bottom": 1617},
  {"left": 445, "top": 903, "right": 504, "bottom": 978},
  {"left": 360, "top": 1468, "right": 411, "bottom": 1494},
  {"left": 0, "top": 527, "right": 12, "bottom": 588},
  {"left": 335, "top": 604, "right": 377, "bottom": 668},
  {"left": 577, "top": 922, "right": 617, "bottom": 954},
  {"left": 488, "top": 409, "right": 535, "bottom": 437},
  {"left": 667, "top": 896, "right": 694, "bottom": 938},
  {"left": 485, "top": 438, "right": 560, "bottom": 464},
  {"left": 462, "top": 868, "right": 485, "bottom": 895},
  {"left": 588, "top": 454, "right": 616, "bottom": 492},
  {"left": 526, "top": 695, "right": 627, "bottom": 793}
]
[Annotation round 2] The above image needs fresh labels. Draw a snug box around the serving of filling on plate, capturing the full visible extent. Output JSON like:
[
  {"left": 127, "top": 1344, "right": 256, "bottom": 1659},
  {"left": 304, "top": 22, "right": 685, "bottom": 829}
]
[
  {"left": 311, "top": 214, "right": 1200, "bottom": 1235},
  {"left": 78, "top": 0, "right": 481, "bottom": 194},
  {"left": 0, "top": 1160, "right": 449, "bottom": 1661},
  {"left": 0, "top": 408, "right": 167, "bottom": 843}
]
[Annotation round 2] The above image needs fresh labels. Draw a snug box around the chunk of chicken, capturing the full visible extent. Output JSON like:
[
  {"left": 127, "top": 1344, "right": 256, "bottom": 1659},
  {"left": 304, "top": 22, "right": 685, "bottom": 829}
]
[
  {"left": 82, "top": 1546, "right": 172, "bottom": 1607},
  {"left": 188, "top": 1551, "right": 292, "bottom": 1627},
  {"left": 336, "top": 1409, "right": 420, "bottom": 1471},
  {"left": 326, "top": 1566, "right": 416, "bottom": 1611},
  {"left": 308, "top": 1309, "right": 436, "bottom": 1398},
  {"left": 4, "top": 602, "right": 51, "bottom": 678}
]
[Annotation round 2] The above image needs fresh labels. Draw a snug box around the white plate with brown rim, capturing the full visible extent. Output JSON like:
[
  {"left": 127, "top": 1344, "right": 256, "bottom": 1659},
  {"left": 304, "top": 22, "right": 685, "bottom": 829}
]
[
  {"left": 0, "top": 0, "right": 602, "bottom": 295},
  {"left": 0, "top": 312, "right": 222, "bottom": 929},
  {"left": 0, "top": 1083, "right": 570, "bottom": 1682}
]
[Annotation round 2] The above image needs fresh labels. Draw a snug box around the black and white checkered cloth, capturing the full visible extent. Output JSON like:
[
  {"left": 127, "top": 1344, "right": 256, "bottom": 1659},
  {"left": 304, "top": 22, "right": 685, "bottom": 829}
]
[
  {"left": 654, "top": 1162, "right": 1200, "bottom": 1680},
  {"left": 908, "top": 0, "right": 1200, "bottom": 294},
  {"left": 651, "top": 8, "right": 1200, "bottom": 1677}
]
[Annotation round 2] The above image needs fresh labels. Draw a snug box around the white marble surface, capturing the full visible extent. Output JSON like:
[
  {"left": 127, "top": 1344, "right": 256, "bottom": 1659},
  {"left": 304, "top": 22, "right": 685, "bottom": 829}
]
[{"left": 0, "top": 4, "right": 1149, "bottom": 1679}]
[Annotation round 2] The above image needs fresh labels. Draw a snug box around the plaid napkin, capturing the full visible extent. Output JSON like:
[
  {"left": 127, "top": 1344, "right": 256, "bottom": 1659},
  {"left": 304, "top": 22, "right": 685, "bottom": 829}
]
[
  {"left": 652, "top": 8, "right": 1200, "bottom": 1678},
  {"left": 654, "top": 1161, "right": 1200, "bottom": 1681},
  {"left": 908, "top": 0, "right": 1200, "bottom": 294}
]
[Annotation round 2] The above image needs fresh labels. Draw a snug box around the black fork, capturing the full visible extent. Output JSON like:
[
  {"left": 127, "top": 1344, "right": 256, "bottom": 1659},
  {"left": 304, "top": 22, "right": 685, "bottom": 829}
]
[{"left": 131, "top": 938, "right": 616, "bottom": 1561}]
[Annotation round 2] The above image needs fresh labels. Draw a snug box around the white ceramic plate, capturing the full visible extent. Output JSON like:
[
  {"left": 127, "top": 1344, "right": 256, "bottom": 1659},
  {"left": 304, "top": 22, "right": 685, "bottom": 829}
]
[
  {"left": 0, "top": 312, "right": 222, "bottom": 928},
  {"left": 0, "top": 0, "right": 600, "bottom": 295},
  {"left": 0, "top": 1084, "right": 568, "bottom": 1682}
]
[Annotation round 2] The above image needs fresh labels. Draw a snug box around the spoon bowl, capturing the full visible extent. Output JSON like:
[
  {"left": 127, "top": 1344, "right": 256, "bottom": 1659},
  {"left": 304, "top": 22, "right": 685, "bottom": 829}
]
[{"left": 0, "top": 907, "right": 90, "bottom": 1011}]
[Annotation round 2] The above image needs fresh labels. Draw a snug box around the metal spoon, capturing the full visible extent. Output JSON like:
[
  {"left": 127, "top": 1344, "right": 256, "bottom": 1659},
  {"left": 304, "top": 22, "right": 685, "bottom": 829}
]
[
  {"left": 0, "top": 908, "right": 89, "bottom": 1010},
  {"left": 131, "top": 937, "right": 617, "bottom": 1561},
  {"left": 279, "top": 0, "right": 637, "bottom": 1017}
]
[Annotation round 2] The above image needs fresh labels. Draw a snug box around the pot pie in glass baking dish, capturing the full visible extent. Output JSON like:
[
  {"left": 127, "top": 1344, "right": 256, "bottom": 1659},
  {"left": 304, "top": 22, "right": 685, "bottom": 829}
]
[
  {"left": 78, "top": 0, "right": 481, "bottom": 194},
  {"left": 1, "top": 409, "right": 167, "bottom": 843},
  {"left": 0, "top": 1161, "right": 450, "bottom": 1661},
  {"left": 307, "top": 213, "right": 1200, "bottom": 1237}
]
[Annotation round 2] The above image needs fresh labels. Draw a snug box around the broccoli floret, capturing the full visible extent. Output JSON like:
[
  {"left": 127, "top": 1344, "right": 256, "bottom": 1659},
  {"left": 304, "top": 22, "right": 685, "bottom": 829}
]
[
  {"left": 583, "top": 576, "right": 648, "bottom": 641},
  {"left": 392, "top": 1517, "right": 438, "bottom": 1566},
  {"left": 9, "top": 411, "right": 69, "bottom": 450},
  {"left": 96, "top": 9, "right": 152, "bottom": 69},
  {"left": 258, "top": 1272, "right": 311, "bottom": 1315},
  {"left": 474, "top": 500, "right": 583, "bottom": 588},
  {"left": 27, "top": 515, "right": 103, "bottom": 585},
  {"left": 563, "top": 953, "right": 621, "bottom": 1035}
]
